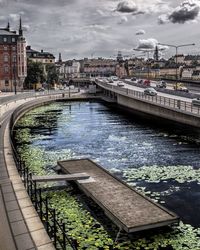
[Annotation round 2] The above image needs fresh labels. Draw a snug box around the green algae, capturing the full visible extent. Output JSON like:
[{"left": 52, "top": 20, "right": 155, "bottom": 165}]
[{"left": 123, "top": 165, "right": 200, "bottom": 184}]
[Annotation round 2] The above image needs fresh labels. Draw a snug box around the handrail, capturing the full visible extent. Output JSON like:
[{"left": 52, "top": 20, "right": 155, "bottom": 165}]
[{"left": 96, "top": 81, "right": 200, "bottom": 116}]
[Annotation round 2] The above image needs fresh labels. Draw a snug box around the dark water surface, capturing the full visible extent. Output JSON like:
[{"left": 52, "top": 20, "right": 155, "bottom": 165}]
[{"left": 18, "top": 101, "right": 200, "bottom": 227}]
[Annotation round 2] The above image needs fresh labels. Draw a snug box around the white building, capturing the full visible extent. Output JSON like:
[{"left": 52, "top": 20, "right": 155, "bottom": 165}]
[{"left": 59, "top": 60, "right": 80, "bottom": 79}]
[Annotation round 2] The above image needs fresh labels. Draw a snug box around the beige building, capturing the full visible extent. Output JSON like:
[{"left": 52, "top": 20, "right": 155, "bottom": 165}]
[{"left": 83, "top": 58, "right": 117, "bottom": 77}]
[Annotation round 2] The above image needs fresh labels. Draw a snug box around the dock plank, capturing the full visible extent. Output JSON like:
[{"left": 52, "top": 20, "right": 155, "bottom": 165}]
[
  {"left": 58, "top": 159, "right": 179, "bottom": 233},
  {"left": 32, "top": 173, "right": 90, "bottom": 182}
]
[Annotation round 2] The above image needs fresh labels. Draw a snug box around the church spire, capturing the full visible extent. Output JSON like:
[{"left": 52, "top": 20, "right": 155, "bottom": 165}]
[
  {"left": 19, "top": 16, "right": 23, "bottom": 36},
  {"left": 6, "top": 21, "right": 10, "bottom": 31},
  {"left": 58, "top": 52, "right": 62, "bottom": 63}
]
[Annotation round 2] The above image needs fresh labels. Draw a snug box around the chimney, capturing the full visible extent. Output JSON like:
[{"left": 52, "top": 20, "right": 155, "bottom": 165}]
[{"left": 41, "top": 49, "right": 43, "bottom": 53}]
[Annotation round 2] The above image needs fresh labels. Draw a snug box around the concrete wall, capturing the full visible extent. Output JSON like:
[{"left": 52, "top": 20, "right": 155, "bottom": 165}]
[{"left": 117, "top": 94, "right": 200, "bottom": 128}]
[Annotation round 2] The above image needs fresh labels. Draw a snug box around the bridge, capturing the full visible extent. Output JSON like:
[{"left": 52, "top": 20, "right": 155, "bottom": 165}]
[{"left": 95, "top": 79, "right": 200, "bottom": 128}]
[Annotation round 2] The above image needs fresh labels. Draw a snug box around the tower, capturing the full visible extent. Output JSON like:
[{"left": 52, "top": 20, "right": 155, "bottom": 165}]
[
  {"left": 6, "top": 21, "right": 10, "bottom": 31},
  {"left": 19, "top": 16, "right": 23, "bottom": 37},
  {"left": 153, "top": 45, "right": 159, "bottom": 61},
  {"left": 58, "top": 52, "right": 62, "bottom": 63},
  {"left": 116, "top": 51, "right": 123, "bottom": 62}
]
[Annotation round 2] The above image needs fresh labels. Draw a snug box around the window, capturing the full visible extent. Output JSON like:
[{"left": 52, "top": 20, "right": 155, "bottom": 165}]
[
  {"left": 12, "top": 37, "right": 15, "bottom": 42},
  {"left": 3, "top": 37, "right": 7, "bottom": 42},
  {"left": 5, "top": 79, "right": 9, "bottom": 86},
  {"left": 4, "top": 46, "right": 8, "bottom": 51},
  {"left": 4, "top": 55, "right": 8, "bottom": 62},
  {"left": 13, "top": 55, "right": 16, "bottom": 62},
  {"left": 4, "top": 66, "right": 9, "bottom": 73},
  {"left": 12, "top": 46, "right": 16, "bottom": 51}
]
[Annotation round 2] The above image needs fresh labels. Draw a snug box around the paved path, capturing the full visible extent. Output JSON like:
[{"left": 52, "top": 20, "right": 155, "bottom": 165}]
[{"left": 0, "top": 98, "right": 56, "bottom": 250}]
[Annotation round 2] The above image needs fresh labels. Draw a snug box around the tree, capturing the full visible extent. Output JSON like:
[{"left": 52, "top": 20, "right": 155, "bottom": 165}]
[
  {"left": 24, "top": 60, "right": 45, "bottom": 89},
  {"left": 46, "top": 64, "right": 59, "bottom": 85}
]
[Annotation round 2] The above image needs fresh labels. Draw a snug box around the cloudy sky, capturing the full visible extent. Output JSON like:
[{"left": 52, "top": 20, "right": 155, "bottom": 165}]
[{"left": 0, "top": 0, "right": 200, "bottom": 60}]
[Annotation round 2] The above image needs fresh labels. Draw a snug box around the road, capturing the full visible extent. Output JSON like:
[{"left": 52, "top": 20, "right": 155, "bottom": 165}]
[{"left": 100, "top": 78, "right": 193, "bottom": 102}]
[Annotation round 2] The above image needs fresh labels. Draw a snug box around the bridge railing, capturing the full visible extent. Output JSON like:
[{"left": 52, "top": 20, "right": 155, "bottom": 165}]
[{"left": 96, "top": 81, "right": 200, "bottom": 116}]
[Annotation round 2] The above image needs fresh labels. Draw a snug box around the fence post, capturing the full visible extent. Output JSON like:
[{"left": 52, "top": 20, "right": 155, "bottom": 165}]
[
  {"left": 34, "top": 180, "right": 37, "bottom": 211},
  {"left": 39, "top": 188, "right": 43, "bottom": 219},
  {"left": 29, "top": 173, "right": 33, "bottom": 198},
  {"left": 53, "top": 209, "right": 57, "bottom": 247},
  {"left": 62, "top": 223, "right": 66, "bottom": 249},
  {"left": 45, "top": 197, "right": 49, "bottom": 234}
]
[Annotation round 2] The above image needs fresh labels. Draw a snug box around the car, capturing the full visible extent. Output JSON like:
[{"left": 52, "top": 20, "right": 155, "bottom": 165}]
[
  {"left": 36, "top": 88, "right": 45, "bottom": 92},
  {"left": 144, "top": 87, "right": 157, "bottom": 96},
  {"left": 143, "top": 79, "right": 151, "bottom": 86},
  {"left": 131, "top": 77, "right": 137, "bottom": 82},
  {"left": 192, "top": 98, "right": 200, "bottom": 106},
  {"left": 108, "top": 78, "right": 114, "bottom": 83},
  {"left": 173, "top": 83, "right": 189, "bottom": 92},
  {"left": 137, "top": 79, "right": 143, "bottom": 84},
  {"left": 156, "top": 80, "right": 166, "bottom": 88},
  {"left": 112, "top": 76, "right": 119, "bottom": 81},
  {"left": 69, "top": 85, "right": 75, "bottom": 90},
  {"left": 117, "top": 81, "right": 125, "bottom": 87}
]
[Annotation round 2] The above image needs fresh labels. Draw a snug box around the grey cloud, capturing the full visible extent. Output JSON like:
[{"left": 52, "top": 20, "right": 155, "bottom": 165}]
[
  {"left": 158, "top": 0, "right": 200, "bottom": 24},
  {"left": 116, "top": 1, "right": 138, "bottom": 13},
  {"left": 169, "top": 1, "right": 199, "bottom": 23},
  {"left": 135, "top": 29, "right": 145, "bottom": 35}
]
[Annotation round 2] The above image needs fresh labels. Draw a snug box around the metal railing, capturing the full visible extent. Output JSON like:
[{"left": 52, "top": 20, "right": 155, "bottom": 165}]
[
  {"left": 97, "top": 81, "right": 200, "bottom": 116},
  {"left": 10, "top": 137, "right": 78, "bottom": 250},
  {"left": 9, "top": 100, "right": 80, "bottom": 250}
]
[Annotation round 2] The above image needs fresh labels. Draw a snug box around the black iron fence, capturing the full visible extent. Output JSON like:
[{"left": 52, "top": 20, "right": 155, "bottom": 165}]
[{"left": 9, "top": 115, "right": 78, "bottom": 250}]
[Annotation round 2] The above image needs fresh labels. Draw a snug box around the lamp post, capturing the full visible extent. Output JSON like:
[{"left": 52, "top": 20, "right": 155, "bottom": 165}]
[
  {"left": 13, "top": 61, "right": 17, "bottom": 95},
  {"left": 158, "top": 43, "right": 195, "bottom": 90}
]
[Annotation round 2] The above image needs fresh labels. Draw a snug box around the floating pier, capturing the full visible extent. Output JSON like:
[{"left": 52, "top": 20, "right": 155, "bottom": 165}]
[{"left": 58, "top": 159, "right": 179, "bottom": 233}]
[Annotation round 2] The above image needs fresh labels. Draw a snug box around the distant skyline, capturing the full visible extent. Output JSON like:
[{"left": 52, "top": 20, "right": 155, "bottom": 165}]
[{"left": 0, "top": 0, "right": 200, "bottom": 60}]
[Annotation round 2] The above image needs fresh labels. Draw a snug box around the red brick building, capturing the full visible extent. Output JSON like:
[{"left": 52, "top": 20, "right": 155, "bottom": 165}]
[{"left": 0, "top": 18, "right": 27, "bottom": 92}]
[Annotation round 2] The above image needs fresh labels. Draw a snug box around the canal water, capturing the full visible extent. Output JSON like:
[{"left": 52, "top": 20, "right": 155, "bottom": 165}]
[{"left": 14, "top": 100, "right": 200, "bottom": 248}]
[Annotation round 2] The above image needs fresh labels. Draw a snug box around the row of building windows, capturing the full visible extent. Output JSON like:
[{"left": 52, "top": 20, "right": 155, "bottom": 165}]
[
  {"left": 3, "top": 37, "right": 16, "bottom": 43},
  {"left": 2, "top": 54, "right": 17, "bottom": 62},
  {"left": 3, "top": 46, "right": 16, "bottom": 51}
]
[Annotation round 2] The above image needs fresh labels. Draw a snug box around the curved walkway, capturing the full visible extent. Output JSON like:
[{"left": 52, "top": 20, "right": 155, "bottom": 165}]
[{"left": 0, "top": 95, "right": 59, "bottom": 250}]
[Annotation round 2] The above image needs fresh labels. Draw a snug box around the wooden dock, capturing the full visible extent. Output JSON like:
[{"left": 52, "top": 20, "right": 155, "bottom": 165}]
[
  {"left": 31, "top": 173, "right": 90, "bottom": 182},
  {"left": 58, "top": 159, "right": 179, "bottom": 233}
]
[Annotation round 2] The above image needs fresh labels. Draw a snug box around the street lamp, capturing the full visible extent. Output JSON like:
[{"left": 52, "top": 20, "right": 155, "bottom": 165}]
[
  {"left": 158, "top": 42, "right": 195, "bottom": 89},
  {"left": 13, "top": 61, "right": 17, "bottom": 95}
]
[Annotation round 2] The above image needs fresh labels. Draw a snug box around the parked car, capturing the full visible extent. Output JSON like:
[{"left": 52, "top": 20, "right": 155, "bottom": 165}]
[
  {"left": 173, "top": 83, "right": 189, "bottom": 92},
  {"left": 156, "top": 80, "right": 166, "bottom": 88},
  {"left": 144, "top": 87, "right": 157, "bottom": 96},
  {"left": 192, "top": 98, "right": 200, "bottom": 106}
]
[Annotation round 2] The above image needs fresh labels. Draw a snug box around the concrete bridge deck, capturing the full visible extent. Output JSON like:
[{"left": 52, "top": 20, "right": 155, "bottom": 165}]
[{"left": 58, "top": 159, "right": 179, "bottom": 233}]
